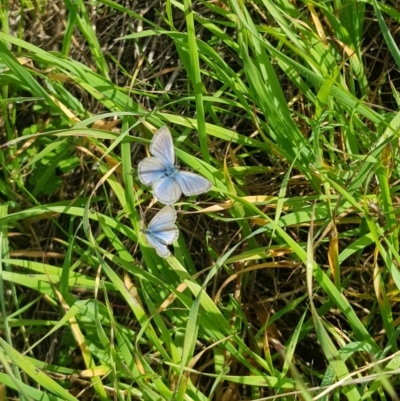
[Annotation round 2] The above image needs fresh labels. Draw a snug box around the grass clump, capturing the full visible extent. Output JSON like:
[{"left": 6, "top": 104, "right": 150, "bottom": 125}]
[{"left": 1, "top": 0, "right": 400, "bottom": 400}]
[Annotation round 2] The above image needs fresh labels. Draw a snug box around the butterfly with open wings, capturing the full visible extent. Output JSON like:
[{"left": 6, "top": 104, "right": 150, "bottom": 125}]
[{"left": 138, "top": 126, "right": 212, "bottom": 205}]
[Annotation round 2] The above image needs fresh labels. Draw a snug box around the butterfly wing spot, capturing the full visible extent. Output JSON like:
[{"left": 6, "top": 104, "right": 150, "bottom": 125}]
[{"left": 175, "top": 171, "right": 212, "bottom": 196}]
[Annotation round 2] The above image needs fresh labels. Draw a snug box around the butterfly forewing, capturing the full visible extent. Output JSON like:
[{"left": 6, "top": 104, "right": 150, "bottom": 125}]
[
  {"left": 175, "top": 171, "right": 212, "bottom": 196},
  {"left": 149, "top": 127, "right": 175, "bottom": 167},
  {"left": 138, "top": 157, "right": 167, "bottom": 185},
  {"left": 148, "top": 205, "right": 177, "bottom": 232}
]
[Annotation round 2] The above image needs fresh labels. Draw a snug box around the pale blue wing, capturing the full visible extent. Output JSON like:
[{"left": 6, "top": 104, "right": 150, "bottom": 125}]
[
  {"left": 150, "top": 226, "right": 179, "bottom": 244},
  {"left": 152, "top": 176, "right": 182, "bottom": 205},
  {"left": 144, "top": 232, "right": 171, "bottom": 258},
  {"left": 149, "top": 126, "right": 175, "bottom": 167},
  {"left": 138, "top": 157, "right": 166, "bottom": 185},
  {"left": 148, "top": 205, "right": 177, "bottom": 232},
  {"left": 175, "top": 171, "right": 212, "bottom": 196}
]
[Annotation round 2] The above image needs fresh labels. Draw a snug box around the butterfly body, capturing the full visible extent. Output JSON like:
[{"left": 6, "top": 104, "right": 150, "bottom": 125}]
[
  {"left": 138, "top": 126, "right": 212, "bottom": 205},
  {"left": 142, "top": 205, "right": 179, "bottom": 258},
  {"left": 165, "top": 165, "right": 179, "bottom": 177}
]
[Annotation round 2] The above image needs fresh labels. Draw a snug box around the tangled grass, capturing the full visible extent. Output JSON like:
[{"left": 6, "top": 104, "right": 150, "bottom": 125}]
[{"left": 1, "top": 0, "right": 400, "bottom": 400}]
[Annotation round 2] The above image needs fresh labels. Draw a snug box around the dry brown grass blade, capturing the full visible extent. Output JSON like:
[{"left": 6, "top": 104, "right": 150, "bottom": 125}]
[{"left": 328, "top": 225, "right": 339, "bottom": 288}]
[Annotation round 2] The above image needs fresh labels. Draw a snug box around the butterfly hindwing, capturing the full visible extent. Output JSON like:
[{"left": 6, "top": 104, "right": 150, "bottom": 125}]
[
  {"left": 152, "top": 176, "right": 182, "bottom": 205},
  {"left": 149, "top": 226, "right": 179, "bottom": 245},
  {"left": 175, "top": 171, "right": 212, "bottom": 196},
  {"left": 144, "top": 233, "right": 171, "bottom": 258}
]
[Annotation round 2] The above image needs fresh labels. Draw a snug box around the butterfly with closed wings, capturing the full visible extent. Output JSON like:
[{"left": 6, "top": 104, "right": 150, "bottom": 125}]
[
  {"left": 142, "top": 205, "right": 179, "bottom": 258},
  {"left": 138, "top": 126, "right": 212, "bottom": 205}
]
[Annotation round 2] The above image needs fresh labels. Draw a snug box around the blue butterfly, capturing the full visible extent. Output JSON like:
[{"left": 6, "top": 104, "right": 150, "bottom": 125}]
[
  {"left": 138, "top": 126, "right": 212, "bottom": 205},
  {"left": 142, "top": 205, "right": 179, "bottom": 258}
]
